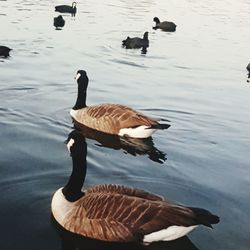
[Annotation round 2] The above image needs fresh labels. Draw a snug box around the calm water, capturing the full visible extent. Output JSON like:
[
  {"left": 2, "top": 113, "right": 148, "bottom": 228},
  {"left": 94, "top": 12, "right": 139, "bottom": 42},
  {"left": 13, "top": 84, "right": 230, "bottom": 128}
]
[{"left": 1, "top": 0, "right": 250, "bottom": 249}]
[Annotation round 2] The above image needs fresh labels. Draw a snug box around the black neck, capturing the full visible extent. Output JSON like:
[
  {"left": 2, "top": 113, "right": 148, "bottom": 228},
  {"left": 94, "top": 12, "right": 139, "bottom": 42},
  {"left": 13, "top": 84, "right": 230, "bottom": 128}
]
[
  {"left": 73, "top": 84, "right": 87, "bottom": 110},
  {"left": 62, "top": 140, "right": 87, "bottom": 202}
]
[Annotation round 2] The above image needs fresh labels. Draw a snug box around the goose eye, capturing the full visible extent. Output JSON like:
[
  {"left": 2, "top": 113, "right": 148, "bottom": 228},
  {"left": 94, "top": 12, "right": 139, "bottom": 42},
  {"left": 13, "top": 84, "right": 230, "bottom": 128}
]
[
  {"left": 66, "top": 138, "right": 75, "bottom": 153},
  {"left": 75, "top": 73, "right": 81, "bottom": 81}
]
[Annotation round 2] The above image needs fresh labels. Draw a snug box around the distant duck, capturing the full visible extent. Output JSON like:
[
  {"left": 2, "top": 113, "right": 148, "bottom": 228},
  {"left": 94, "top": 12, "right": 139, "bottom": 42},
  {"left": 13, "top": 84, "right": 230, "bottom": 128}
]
[
  {"left": 122, "top": 32, "right": 149, "bottom": 53},
  {"left": 55, "top": 2, "right": 76, "bottom": 16},
  {"left": 70, "top": 70, "right": 170, "bottom": 138},
  {"left": 153, "top": 17, "right": 177, "bottom": 32},
  {"left": 0, "top": 46, "right": 12, "bottom": 58},
  {"left": 51, "top": 131, "right": 220, "bottom": 244},
  {"left": 247, "top": 63, "right": 250, "bottom": 71},
  {"left": 54, "top": 15, "right": 65, "bottom": 29}
]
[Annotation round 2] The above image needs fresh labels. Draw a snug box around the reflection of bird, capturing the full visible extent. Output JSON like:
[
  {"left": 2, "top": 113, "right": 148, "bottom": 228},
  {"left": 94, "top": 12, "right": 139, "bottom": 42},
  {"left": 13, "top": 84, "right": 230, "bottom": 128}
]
[
  {"left": 0, "top": 46, "right": 12, "bottom": 58},
  {"left": 246, "top": 63, "right": 250, "bottom": 82},
  {"left": 70, "top": 70, "right": 170, "bottom": 138},
  {"left": 122, "top": 32, "right": 149, "bottom": 53},
  {"left": 153, "top": 17, "right": 176, "bottom": 32},
  {"left": 51, "top": 131, "right": 219, "bottom": 245},
  {"left": 54, "top": 15, "right": 65, "bottom": 29},
  {"left": 55, "top": 2, "right": 76, "bottom": 16},
  {"left": 73, "top": 123, "right": 167, "bottom": 163}
]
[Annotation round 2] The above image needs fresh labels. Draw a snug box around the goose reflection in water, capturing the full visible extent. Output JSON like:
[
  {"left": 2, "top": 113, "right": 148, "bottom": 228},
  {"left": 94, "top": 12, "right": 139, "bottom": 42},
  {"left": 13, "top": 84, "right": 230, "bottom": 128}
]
[
  {"left": 73, "top": 122, "right": 167, "bottom": 164},
  {"left": 52, "top": 217, "right": 198, "bottom": 250}
]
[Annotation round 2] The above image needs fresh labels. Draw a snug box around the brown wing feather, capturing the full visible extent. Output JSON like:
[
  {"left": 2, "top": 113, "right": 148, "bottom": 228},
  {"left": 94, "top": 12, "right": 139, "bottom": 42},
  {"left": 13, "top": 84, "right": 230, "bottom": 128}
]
[
  {"left": 62, "top": 193, "right": 136, "bottom": 242},
  {"left": 85, "top": 184, "right": 165, "bottom": 202},
  {"left": 74, "top": 104, "right": 158, "bottom": 134},
  {"left": 61, "top": 185, "right": 198, "bottom": 242}
]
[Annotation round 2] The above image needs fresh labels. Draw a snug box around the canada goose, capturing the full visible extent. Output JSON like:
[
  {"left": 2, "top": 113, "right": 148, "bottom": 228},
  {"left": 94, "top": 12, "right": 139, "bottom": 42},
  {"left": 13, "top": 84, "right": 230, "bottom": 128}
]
[
  {"left": 0, "top": 46, "right": 12, "bottom": 58},
  {"left": 55, "top": 2, "right": 77, "bottom": 15},
  {"left": 153, "top": 17, "right": 177, "bottom": 32},
  {"left": 54, "top": 15, "right": 65, "bottom": 29},
  {"left": 73, "top": 122, "right": 166, "bottom": 163},
  {"left": 122, "top": 32, "right": 149, "bottom": 53},
  {"left": 70, "top": 70, "right": 170, "bottom": 138},
  {"left": 51, "top": 131, "right": 219, "bottom": 244}
]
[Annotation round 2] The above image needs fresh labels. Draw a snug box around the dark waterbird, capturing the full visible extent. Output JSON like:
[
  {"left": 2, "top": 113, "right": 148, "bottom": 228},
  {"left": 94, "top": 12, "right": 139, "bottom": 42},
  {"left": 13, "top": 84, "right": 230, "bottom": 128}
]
[
  {"left": 54, "top": 15, "right": 65, "bottom": 29},
  {"left": 122, "top": 31, "right": 149, "bottom": 53},
  {"left": 0, "top": 46, "right": 12, "bottom": 58},
  {"left": 55, "top": 2, "right": 76, "bottom": 16},
  {"left": 246, "top": 63, "right": 250, "bottom": 82},
  {"left": 153, "top": 17, "right": 177, "bottom": 32},
  {"left": 51, "top": 130, "right": 219, "bottom": 245}
]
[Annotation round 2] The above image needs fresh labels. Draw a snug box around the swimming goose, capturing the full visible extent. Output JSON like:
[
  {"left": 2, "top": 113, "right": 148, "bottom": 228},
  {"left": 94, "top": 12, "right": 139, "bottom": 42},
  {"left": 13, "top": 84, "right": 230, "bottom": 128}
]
[
  {"left": 70, "top": 70, "right": 170, "bottom": 138},
  {"left": 55, "top": 2, "right": 77, "bottom": 15},
  {"left": 153, "top": 17, "right": 177, "bottom": 32},
  {"left": 54, "top": 15, "right": 65, "bottom": 29},
  {"left": 0, "top": 46, "right": 12, "bottom": 58},
  {"left": 122, "top": 32, "right": 149, "bottom": 52},
  {"left": 51, "top": 131, "right": 219, "bottom": 244}
]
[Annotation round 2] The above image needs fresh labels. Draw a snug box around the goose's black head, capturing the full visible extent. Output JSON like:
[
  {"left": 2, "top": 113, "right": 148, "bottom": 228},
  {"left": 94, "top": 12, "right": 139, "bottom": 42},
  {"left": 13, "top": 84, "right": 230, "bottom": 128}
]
[
  {"left": 75, "top": 70, "right": 89, "bottom": 89},
  {"left": 72, "top": 2, "right": 77, "bottom": 8},
  {"left": 65, "top": 130, "right": 86, "bottom": 157},
  {"left": 153, "top": 17, "right": 160, "bottom": 24}
]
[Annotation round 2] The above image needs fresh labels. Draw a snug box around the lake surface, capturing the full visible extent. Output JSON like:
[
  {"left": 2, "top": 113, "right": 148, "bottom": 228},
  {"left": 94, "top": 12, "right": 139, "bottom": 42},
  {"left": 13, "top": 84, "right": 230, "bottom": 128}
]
[{"left": 0, "top": 0, "right": 250, "bottom": 249}]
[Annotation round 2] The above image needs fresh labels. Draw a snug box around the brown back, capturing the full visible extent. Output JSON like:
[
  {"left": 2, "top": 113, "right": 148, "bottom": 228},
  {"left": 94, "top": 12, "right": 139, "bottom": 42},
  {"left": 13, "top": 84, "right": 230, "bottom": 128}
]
[{"left": 74, "top": 104, "right": 158, "bottom": 134}]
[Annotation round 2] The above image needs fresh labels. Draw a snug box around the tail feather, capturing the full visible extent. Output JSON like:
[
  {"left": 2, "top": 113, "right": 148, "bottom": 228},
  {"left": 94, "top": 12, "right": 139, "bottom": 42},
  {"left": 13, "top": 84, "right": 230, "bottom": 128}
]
[
  {"left": 189, "top": 207, "right": 220, "bottom": 228},
  {"left": 148, "top": 123, "right": 171, "bottom": 130}
]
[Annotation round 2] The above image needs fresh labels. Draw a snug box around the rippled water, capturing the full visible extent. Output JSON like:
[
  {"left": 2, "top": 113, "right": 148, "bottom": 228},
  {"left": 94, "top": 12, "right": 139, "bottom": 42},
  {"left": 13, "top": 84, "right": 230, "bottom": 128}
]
[{"left": 1, "top": 0, "right": 250, "bottom": 249}]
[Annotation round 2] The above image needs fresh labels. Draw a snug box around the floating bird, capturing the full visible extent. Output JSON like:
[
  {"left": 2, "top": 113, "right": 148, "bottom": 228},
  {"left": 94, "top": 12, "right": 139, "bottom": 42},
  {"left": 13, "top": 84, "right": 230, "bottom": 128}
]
[
  {"left": 55, "top": 2, "right": 76, "bottom": 16},
  {"left": 51, "top": 131, "right": 220, "bottom": 244},
  {"left": 122, "top": 32, "right": 149, "bottom": 53},
  {"left": 0, "top": 46, "right": 12, "bottom": 58},
  {"left": 246, "top": 63, "right": 250, "bottom": 82},
  {"left": 54, "top": 15, "right": 65, "bottom": 29},
  {"left": 70, "top": 70, "right": 170, "bottom": 138},
  {"left": 153, "top": 17, "right": 177, "bottom": 32}
]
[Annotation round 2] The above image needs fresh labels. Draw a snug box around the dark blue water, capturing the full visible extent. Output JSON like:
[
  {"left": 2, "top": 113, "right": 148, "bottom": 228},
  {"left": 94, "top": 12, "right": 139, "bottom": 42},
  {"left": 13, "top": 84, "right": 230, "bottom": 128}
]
[{"left": 1, "top": 0, "right": 250, "bottom": 249}]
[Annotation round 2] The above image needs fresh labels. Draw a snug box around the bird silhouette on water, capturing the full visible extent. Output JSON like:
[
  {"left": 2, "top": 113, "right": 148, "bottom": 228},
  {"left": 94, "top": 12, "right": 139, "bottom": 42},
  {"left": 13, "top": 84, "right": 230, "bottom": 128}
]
[
  {"left": 0, "top": 46, "right": 12, "bottom": 58},
  {"left": 54, "top": 15, "right": 65, "bottom": 30}
]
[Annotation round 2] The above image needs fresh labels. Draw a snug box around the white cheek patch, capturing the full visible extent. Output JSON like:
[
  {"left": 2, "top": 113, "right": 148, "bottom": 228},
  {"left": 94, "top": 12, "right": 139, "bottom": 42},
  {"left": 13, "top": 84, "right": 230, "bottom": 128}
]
[
  {"left": 75, "top": 73, "right": 81, "bottom": 81},
  {"left": 66, "top": 138, "right": 75, "bottom": 153}
]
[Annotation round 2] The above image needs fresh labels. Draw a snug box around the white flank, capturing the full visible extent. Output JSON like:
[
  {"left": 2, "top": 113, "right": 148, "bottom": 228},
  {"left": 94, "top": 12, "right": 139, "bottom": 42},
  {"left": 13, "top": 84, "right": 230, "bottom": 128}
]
[
  {"left": 67, "top": 138, "right": 75, "bottom": 153},
  {"left": 70, "top": 109, "right": 77, "bottom": 119},
  {"left": 143, "top": 225, "right": 198, "bottom": 244},
  {"left": 118, "top": 126, "right": 156, "bottom": 138}
]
